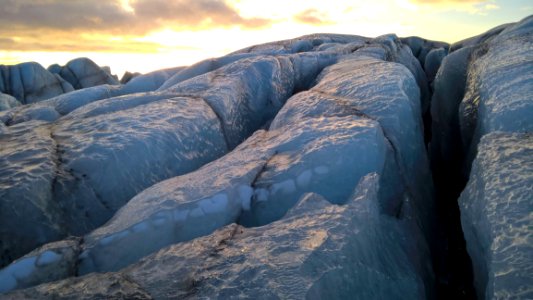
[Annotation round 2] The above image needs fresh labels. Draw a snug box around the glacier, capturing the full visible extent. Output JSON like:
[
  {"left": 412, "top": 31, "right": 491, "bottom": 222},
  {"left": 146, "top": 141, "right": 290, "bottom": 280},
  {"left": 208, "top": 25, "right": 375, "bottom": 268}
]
[{"left": 0, "top": 15, "right": 532, "bottom": 299}]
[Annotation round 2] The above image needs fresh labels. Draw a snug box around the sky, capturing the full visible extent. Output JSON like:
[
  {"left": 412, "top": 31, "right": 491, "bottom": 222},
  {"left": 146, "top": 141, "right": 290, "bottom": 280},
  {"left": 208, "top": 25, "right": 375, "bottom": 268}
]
[{"left": 0, "top": 0, "right": 531, "bottom": 77}]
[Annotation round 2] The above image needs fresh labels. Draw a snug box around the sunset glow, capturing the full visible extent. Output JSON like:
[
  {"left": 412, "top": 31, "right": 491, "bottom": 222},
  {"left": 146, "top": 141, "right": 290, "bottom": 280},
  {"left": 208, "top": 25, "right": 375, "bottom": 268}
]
[{"left": 0, "top": 0, "right": 531, "bottom": 77}]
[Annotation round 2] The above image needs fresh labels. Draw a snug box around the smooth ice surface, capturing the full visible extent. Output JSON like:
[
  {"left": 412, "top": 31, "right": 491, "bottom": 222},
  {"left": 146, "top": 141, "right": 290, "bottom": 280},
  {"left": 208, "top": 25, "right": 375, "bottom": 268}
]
[
  {"left": 0, "top": 238, "right": 80, "bottom": 294},
  {"left": 120, "top": 66, "right": 184, "bottom": 94},
  {"left": 430, "top": 46, "right": 473, "bottom": 171},
  {"left": 459, "top": 132, "right": 533, "bottom": 299},
  {"left": 0, "top": 62, "right": 74, "bottom": 104},
  {"left": 0, "top": 85, "right": 123, "bottom": 126},
  {"left": 401, "top": 36, "right": 449, "bottom": 67},
  {"left": 0, "top": 94, "right": 21, "bottom": 112},
  {"left": 424, "top": 47, "right": 447, "bottom": 82},
  {"left": 3, "top": 174, "right": 430, "bottom": 299},
  {"left": 52, "top": 58, "right": 119, "bottom": 90},
  {"left": 158, "top": 53, "right": 256, "bottom": 90}
]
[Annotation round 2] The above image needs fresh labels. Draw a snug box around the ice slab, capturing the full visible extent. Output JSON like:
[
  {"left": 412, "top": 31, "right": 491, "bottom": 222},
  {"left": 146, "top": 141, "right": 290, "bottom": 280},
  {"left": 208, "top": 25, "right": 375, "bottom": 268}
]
[
  {"left": 78, "top": 131, "right": 273, "bottom": 273},
  {"left": 459, "top": 132, "right": 533, "bottom": 299},
  {"left": 311, "top": 57, "right": 434, "bottom": 232},
  {"left": 52, "top": 96, "right": 227, "bottom": 234},
  {"left": 243, "top": 115, "right": 387, "bottom": 226},
  {"left": 166, "top": 53, "right": 337, "bottom": 148},
  {"left": 3, "top": 174, "right": 431, "bottom": 299},
  {"left": 0, "top": 123, "right": 64, "bottom": 267}
]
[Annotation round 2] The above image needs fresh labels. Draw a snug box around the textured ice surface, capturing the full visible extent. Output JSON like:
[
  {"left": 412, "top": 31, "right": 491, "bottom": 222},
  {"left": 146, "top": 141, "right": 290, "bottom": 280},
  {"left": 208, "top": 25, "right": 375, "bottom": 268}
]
[
  {"left": 0, "top": 96, "right": 227, "bottom": 266},
  {"left": 2, "top": 51, "right": 340, "bottom": 267},
  {"left": 78, "top": 113, "right": 386, "bottom": 273},
  {"left": 166, "top": 53, "right": 337, "bottom": 149},
  {"left": 52, "top": 97, "right": 227, "bottom": 234},
  {"left": 0, "top": 85, "right": 123, "bottom": 126},
  {"left": 3, "top": 174, "right": 430, "bottom": 299},
  {"left": 459, "top": 132, "right": 533, "bottom": 299},
  {"left": 459, "top": 15, "right": 533, "bottom": 163},
  {"left": 393, "top": 41, "right": 431, "bottom": 113},
  {"left": 0, "top": 122, "right": 64, "bottom": 267},
  {"left": 450, "top": 16, "right": 533, "bottom": 299},
  {"left": 231, "top": 33, "right": 367, "bottom": 55},
  {"left": 0, "top": 30, "right": 456, "bottom": 296}
]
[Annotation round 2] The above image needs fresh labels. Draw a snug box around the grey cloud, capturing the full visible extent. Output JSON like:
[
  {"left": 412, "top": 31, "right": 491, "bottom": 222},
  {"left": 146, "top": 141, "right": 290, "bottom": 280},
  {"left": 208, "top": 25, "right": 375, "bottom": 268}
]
[
  {"left": 0, "top": 0, "right": 271, "bottom": 35},
  {"left": 0, "top": 0, "right": 130, "bottom": 31}
]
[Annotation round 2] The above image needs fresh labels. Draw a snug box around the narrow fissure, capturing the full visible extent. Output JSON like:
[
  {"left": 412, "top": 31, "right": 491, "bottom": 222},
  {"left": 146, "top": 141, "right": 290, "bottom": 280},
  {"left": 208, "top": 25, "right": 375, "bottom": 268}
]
[
  {"left": 422, "top": 63, "right": 476, "bottom": 299},
  {"left": 431, "top": 161, "right": 475, "bottom": 299}
]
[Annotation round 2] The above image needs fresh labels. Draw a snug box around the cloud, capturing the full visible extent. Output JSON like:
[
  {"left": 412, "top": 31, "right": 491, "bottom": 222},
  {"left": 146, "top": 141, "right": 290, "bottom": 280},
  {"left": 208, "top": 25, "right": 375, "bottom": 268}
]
[
  {"left": 407, "top": 0, "right": 501, "bottom": 14},
  {"left": 0, "top": 0, "right": 271, "bottom": 35},
  {"left": 484, "top": 3, "right": 500, "bottom": 10},
  {"left": 409, "top": 0, "right": 484, "bottom": 3},
  {"left": 294, "top": 9, "right": 334, "bottom": 25},
  {"left": 131, "top": 0, "right": 270, "bottom": 30},
  {"left": 0, "top": 35, "right": 163, "bottom": 52},
  {"left": 0, "top": 0, "right": 271, "bottom": 53}
]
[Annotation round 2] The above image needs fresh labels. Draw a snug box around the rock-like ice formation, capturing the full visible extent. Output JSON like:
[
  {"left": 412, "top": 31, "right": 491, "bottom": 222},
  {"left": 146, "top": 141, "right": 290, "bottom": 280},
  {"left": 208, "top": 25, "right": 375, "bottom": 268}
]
[
  {"left": 2, "top": 175, "right": 431, "bottom": 299},
  {"left": 449, "top": 15, "right": 533, "bottom": 299},
  {"left": 308, "top": 56, "right": 434, "bottom": 234},
  {"left": 459, "top": 132, "right": 532, "bottom": 299},
  {"left": 0, "top": 238, "right": 80, "bottom": 293},
  {"left": 0, "top": 63, "right": 74, "bottom": 104},
  {"left": 0, "top": 52, "right": 341, "bottom": 267},
  {"left": 0, "top": 94, "right": 21, "bottom": 111},
  {"left": 49, "top": 58, "right": 120, "bottom": 90},
  {"left": 1, "top": 16, "right": 531, "bottom": 299},
  {"left": 458, "top": 17, "right": 533, "bottom": 167}
]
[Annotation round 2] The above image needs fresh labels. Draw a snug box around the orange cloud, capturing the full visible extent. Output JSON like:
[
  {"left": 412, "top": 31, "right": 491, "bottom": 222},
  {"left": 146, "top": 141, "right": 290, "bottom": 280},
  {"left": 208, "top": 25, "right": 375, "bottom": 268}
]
[
  {"left": 0, "top": 35, "right": 163, "bottom": 53},
  {"left": 0, "top": 0, "right": 272, "bottom": 53},
  {"left": 294, "top": 9, "right": 334, "bottom": 25}
]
